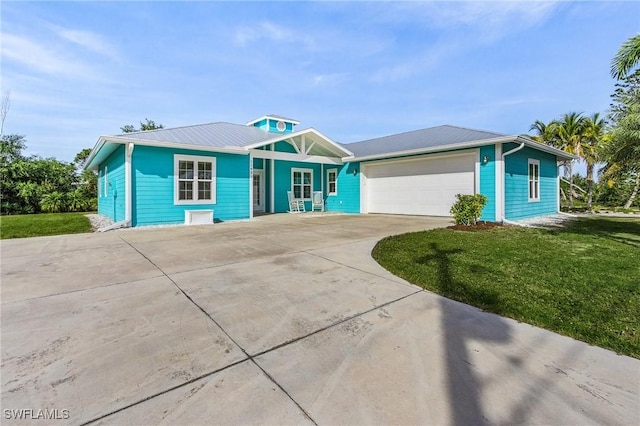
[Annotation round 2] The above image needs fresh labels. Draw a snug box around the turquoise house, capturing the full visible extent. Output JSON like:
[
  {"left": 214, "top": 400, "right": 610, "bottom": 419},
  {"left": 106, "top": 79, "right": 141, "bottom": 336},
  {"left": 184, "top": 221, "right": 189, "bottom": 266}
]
[{"left": 84, "top": 114, "right": 575, "bottom": 228}]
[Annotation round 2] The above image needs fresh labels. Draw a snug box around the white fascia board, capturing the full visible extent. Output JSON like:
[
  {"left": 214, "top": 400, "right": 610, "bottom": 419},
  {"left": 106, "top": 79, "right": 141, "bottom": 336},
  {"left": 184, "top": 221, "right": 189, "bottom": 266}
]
[
  {"left": 251, "top": 149, "right": 343, "bottom": 165},
  {"left": 514, "top": 136, "right": 578, "bottom": 160},
  {"left": 244, "top": 128, "right": 353, "bottom": 158},
  {"left": 342, "top": 135, "right": 578, "bottom": 163},
  {"left": 246, "top": 115, "right": 301, "bottom": 126},
  {"left": 343, "top": 136, "right": 516, "bottom": 163},
  {"left": 84, "top": 136, "right": 109, "bottom": 170}
]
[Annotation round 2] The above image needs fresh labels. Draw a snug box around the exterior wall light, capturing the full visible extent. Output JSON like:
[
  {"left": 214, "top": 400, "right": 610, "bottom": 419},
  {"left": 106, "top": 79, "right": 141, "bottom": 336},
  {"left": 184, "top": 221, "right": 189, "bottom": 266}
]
[
  {"left": 482, "top": 155, "right": 490, "bottom": 164},
  {"left": 353, "top": 168, "right": 358, "bottom": 176}
]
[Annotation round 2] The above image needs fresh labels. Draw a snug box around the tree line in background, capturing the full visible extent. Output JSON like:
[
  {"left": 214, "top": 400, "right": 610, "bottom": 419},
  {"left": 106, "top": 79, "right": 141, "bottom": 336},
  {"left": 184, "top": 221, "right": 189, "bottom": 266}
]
[
  {"left": 0, "top": 118, "right": 163, "bottom": 215},
  {"left": 2, "top": 35, "right": 639, "bottom": 216},
  {"left": 529, "top": 34, "right": 640, "bottom": 211}
]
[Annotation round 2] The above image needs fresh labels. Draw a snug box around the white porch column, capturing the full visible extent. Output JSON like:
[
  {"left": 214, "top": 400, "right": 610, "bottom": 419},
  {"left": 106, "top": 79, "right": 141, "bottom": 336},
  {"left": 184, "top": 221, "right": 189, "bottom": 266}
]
[
  {"left": 270, "top": 144, "right": 275, "bottom": 213},
  {"left": 249, "top": 153, "right": 254, "bottom": 219},
  {"left": 495, "top": 143, "right": 503, "bottom": 222}
]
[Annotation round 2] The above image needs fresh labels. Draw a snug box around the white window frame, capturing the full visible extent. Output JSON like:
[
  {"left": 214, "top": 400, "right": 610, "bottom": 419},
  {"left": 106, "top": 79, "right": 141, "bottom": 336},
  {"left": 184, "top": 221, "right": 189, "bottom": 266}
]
[
  {"left": 174, "top": 154, "right": 216, "bottom": 205},
  {"left": 327, "top": 168, "right": 338, "bottom": 196},
  {"left": 291, "top": 168, "right": 313, "bottom": 201},
  {"left": 528, "top": 159, "right": 540, "bottom": 202},
  {"left": 103, "top": 166, "right": 108, "bottom": 197}
]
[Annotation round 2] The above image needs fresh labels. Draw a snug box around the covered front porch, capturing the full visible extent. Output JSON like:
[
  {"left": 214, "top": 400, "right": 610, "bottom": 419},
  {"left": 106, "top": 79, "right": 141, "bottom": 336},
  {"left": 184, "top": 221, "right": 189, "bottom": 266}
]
[{"left": 248, "top": 128, "right": 358, "bottom": 216}]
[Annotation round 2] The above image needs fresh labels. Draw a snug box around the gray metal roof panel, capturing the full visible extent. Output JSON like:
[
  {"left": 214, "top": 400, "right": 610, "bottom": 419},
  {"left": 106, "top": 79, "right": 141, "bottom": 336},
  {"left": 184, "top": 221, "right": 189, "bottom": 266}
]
[
  {"left": 342, "top": 125, "right": 507, "bottom": 158},
  {"left": 113, "top": 122, "right": 274, "bottom": 148}
]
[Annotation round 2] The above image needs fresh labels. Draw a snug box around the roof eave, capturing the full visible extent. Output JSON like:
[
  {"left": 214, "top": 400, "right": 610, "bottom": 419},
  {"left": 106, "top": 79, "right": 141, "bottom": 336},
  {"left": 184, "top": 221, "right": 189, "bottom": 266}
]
[
  {"left": 343, "top": 135, "right": 516, "bottom": 163},
  {"left": 343, "top": 135, "right": 579, "bottom": 163},
  {"left": 515, "top": 136, "right": 578, "bottom": 160},
  {"left": 246, "top": 115, "right": 301, "bottom": 126},
  {"left": 84, "top": 135, "right": 249, "bottom": 170}
]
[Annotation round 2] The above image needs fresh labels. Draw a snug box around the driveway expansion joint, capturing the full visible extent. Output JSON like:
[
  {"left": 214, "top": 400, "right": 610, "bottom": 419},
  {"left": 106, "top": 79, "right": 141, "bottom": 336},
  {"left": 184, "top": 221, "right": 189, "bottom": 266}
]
[
  {"left": 116, "top": 236, "right": 319, "bottom": 425},
  {"left": 96, "top": 235, "right": 425, "bottom": 425}
]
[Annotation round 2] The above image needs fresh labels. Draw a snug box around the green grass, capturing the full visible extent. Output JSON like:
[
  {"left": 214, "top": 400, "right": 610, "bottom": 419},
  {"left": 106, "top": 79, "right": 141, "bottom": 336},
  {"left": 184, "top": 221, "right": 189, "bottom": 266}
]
[
  {"left": 0, "top": 212, "right": 93, "bottom": 239},
  {"left": 372, "top": 217, "right": 640, "bottom": 358}
]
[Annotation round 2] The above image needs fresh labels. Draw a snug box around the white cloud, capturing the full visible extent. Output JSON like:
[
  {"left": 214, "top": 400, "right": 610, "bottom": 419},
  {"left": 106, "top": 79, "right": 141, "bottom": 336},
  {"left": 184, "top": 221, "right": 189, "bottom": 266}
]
[
  {"left": 366, "top": 1, "right": 561, "bottom": 83},
  {"left": 312, "top": 72, "right": 350, "bottom": 86},
  {"left": 234, "top": 21, "right": 313, "bottom": 47},
  {"left": 51, "top": 25, "right": 121, "bottom": 60},
  {"left": 1, "top": 33, "right": 95, "bottom": 78},
  {"left": 387, "top": 1, "right": 559, "bottom": 41},
  {"left": 370, "top": 40, "right": 462, "bottom": 83}
]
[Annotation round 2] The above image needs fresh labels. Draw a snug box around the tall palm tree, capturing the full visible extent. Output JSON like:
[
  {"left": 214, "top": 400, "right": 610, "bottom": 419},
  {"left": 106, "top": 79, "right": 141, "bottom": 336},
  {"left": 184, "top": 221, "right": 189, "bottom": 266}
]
[
  {"left": 529, "top": 120, "right": 559, "bottom": 146},
  {"left": 553, "top": 112, "right": 587, "bottom": 208},
  {"left": 611, "top": 34, "right": 640, "bottom": 80},
  {"left": 582, "top": 113, "right": 606, "bottom": 210}
]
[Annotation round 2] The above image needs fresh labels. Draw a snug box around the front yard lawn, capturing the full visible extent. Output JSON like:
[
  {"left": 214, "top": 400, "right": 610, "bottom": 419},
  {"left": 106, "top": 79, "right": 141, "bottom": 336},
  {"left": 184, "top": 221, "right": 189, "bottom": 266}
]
[
  {"left": 0, "top": 212, "right": 93, "bottom": 239},
  {"left": 372, "top": 217, "right": 640, "bottom": 358}
]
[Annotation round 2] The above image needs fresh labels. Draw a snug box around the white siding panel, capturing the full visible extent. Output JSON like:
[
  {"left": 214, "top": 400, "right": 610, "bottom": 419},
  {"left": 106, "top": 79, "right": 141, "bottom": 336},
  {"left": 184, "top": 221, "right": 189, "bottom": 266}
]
[{"left": 366, "top": 153, "right": 475, "bottom": 216}]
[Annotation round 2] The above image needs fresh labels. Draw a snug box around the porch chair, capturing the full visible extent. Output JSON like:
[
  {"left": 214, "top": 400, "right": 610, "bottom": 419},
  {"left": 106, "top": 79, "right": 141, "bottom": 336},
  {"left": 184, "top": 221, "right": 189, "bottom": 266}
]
[
  {"left": 311, "top": 191, "right": 324, "bottom": 212},
  {"left": 287, "top": 191, "right": 305, "bottom": 213}
]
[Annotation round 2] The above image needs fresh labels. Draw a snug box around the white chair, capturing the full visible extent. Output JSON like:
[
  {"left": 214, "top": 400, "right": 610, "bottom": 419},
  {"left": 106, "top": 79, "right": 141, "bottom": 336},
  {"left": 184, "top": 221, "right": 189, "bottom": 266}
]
[
  {"left": 312, "top": 191, "right": 324, "bottom": 212},
  {"left": 287, "top": 191, "right": 305, "bottom": 213}
]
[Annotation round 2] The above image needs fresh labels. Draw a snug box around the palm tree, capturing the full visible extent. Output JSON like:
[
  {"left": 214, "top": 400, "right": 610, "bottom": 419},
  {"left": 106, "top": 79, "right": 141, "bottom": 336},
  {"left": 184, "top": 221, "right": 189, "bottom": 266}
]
[
  {"left": 553, "top": 112, "right": 587, "bottom": 208},
  {"left": 608, "top": 101, "right": 640, "bottom": 208},
  {"left": 582, "top": 113, "right": 606, "bottom": 210},
  {"left": 529, "top": 120, "right": 559, "bottom": 146},
  {"left": 611, "top": 34, "right": 640, "bottom": 80},
  {"left": 40, "top": 191, "right": 68, "bottom": 213}
]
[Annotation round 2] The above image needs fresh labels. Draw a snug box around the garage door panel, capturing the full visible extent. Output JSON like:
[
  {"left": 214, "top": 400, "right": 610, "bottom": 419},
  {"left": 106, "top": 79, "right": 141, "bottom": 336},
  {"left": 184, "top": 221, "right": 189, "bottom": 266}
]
[{"left": 366, "top": 154, "right": 475, "bottom": 216}]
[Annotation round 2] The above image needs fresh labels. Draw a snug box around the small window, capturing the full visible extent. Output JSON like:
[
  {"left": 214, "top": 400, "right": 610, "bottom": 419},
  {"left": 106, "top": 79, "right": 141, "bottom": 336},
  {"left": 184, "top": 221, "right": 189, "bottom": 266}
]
[
  {"left": 528, "top": 159, "right": 540, "bottom": 202},
  {"left": 103, "top": 166, "right": 108, "bottom": 197},
  {"left": 174, "top": 155, "right": 216, "bottom": 204},
  {"left": 292, "top": 168, "right": 313, "bottom": 200},
  {"left": 327, "top": 169, "right": 337, "bottom": 196}
]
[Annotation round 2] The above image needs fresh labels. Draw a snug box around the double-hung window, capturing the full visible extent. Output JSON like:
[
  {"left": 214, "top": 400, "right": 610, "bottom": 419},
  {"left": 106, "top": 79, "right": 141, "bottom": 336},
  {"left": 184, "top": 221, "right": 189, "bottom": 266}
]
[
  {"left": 528, "top": 159, "right": 540, "bottom": 202},
  {"left": 174, "top": 155, "right": 216, "bottom": 204},
  {"left": 327, "top": 169, "right": 337, "bottom": 196},
  {"left": 292, "top": 168, "right": 312, "bottom": 200}
]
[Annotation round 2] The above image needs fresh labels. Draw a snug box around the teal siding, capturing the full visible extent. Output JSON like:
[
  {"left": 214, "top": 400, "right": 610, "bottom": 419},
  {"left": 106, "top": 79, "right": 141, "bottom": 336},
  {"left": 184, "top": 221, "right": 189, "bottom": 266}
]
[
  {"left": 97, "top": 145, "right": 125, "bottom": 222},
  {"left": 252, "top": 119, "right": 268, "bottom": 131},
  {"left": 131, "top": 146, "right": 250, "bottom": 226},
  {"left": 325, "top": 162, "right": 360, "bottom": 213},
  {"left": 252, "top": 118, "right": 294, "bottom": 134},
  {"left": 273, "top": 141, "right": 298, "bottom": 153},
  {"left": 504, "top": 146, "right": 558, "bottom": 220},
  {"left": 253, "top": 157, "right": 264, "bottom": 169},
  {"left": 479, "top": 145, "right": 496, "bottom": 222},
  {"left": 273, "top": 160, "right": 322, "bottom": 212},
  {"left": 267, "top": 119, "right": 293, "bottom": 134}
]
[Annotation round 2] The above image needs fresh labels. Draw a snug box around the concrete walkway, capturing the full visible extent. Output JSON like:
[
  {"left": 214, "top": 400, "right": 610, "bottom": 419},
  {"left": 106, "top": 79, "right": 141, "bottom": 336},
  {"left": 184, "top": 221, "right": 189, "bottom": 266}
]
[{"left": 1, "top": 214, "right": 638, "bottom": 425}]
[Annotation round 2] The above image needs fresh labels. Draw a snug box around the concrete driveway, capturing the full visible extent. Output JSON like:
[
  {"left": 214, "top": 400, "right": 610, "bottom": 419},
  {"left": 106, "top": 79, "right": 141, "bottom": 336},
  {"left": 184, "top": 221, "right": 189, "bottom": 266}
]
[{"left": 1, "top": 214, "right": 638, "bottom": 425}]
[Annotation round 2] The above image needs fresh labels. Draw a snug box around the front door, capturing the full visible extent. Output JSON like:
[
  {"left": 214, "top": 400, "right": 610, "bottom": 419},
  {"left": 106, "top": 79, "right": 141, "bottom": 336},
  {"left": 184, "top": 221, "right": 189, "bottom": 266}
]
[{"left": 253, "top": 170, "right": 265, "bottom": 212}]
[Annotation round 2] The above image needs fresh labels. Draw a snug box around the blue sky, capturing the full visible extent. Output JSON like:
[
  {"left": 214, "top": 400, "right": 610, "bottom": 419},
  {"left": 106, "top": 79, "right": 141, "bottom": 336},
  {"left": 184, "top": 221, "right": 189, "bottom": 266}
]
[{"left": 2, "top": 1, "right": 639, "bottom": 170}]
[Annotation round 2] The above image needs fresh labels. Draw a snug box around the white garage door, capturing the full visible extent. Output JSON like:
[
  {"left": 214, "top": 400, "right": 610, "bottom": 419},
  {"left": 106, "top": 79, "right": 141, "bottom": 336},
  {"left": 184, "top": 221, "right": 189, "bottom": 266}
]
[{"left": 365, "top": 153, "right": 476, "bottom": 216}]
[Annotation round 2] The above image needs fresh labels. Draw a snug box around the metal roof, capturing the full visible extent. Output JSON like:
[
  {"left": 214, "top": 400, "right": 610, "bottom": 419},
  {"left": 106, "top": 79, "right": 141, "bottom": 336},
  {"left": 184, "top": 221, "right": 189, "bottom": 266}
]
[
  {"left": 342, "top": 125, "right": 507, "bottom": 158},
  {"left": 113, "top": 122, "right": 275, "bottom": 148},
  {"left": 246, "top": 114, "right": 300, "bottom": 126}
]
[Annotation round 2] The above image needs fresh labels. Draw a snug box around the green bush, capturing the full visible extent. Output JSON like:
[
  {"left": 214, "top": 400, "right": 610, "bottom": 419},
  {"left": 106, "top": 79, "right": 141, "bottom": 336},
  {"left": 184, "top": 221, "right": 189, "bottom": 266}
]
[{"left": 450, "top": 194, "right": 488, "bottom": 225}]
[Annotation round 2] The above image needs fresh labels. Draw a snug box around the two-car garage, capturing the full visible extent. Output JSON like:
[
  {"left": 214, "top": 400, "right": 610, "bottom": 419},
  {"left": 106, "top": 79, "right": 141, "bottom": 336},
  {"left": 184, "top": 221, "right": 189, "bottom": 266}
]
[{"left": 361, "top": 151, "right": 477, "bottom": 217}]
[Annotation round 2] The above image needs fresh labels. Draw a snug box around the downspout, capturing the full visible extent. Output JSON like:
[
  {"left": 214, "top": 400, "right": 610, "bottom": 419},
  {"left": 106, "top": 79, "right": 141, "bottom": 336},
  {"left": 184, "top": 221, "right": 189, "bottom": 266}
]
[
  {"left": 99, "top": 142, "right": 134, "bottom": 232},
  {"left": 500, "top": 142, "right": 525, "bottom": 223}
]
